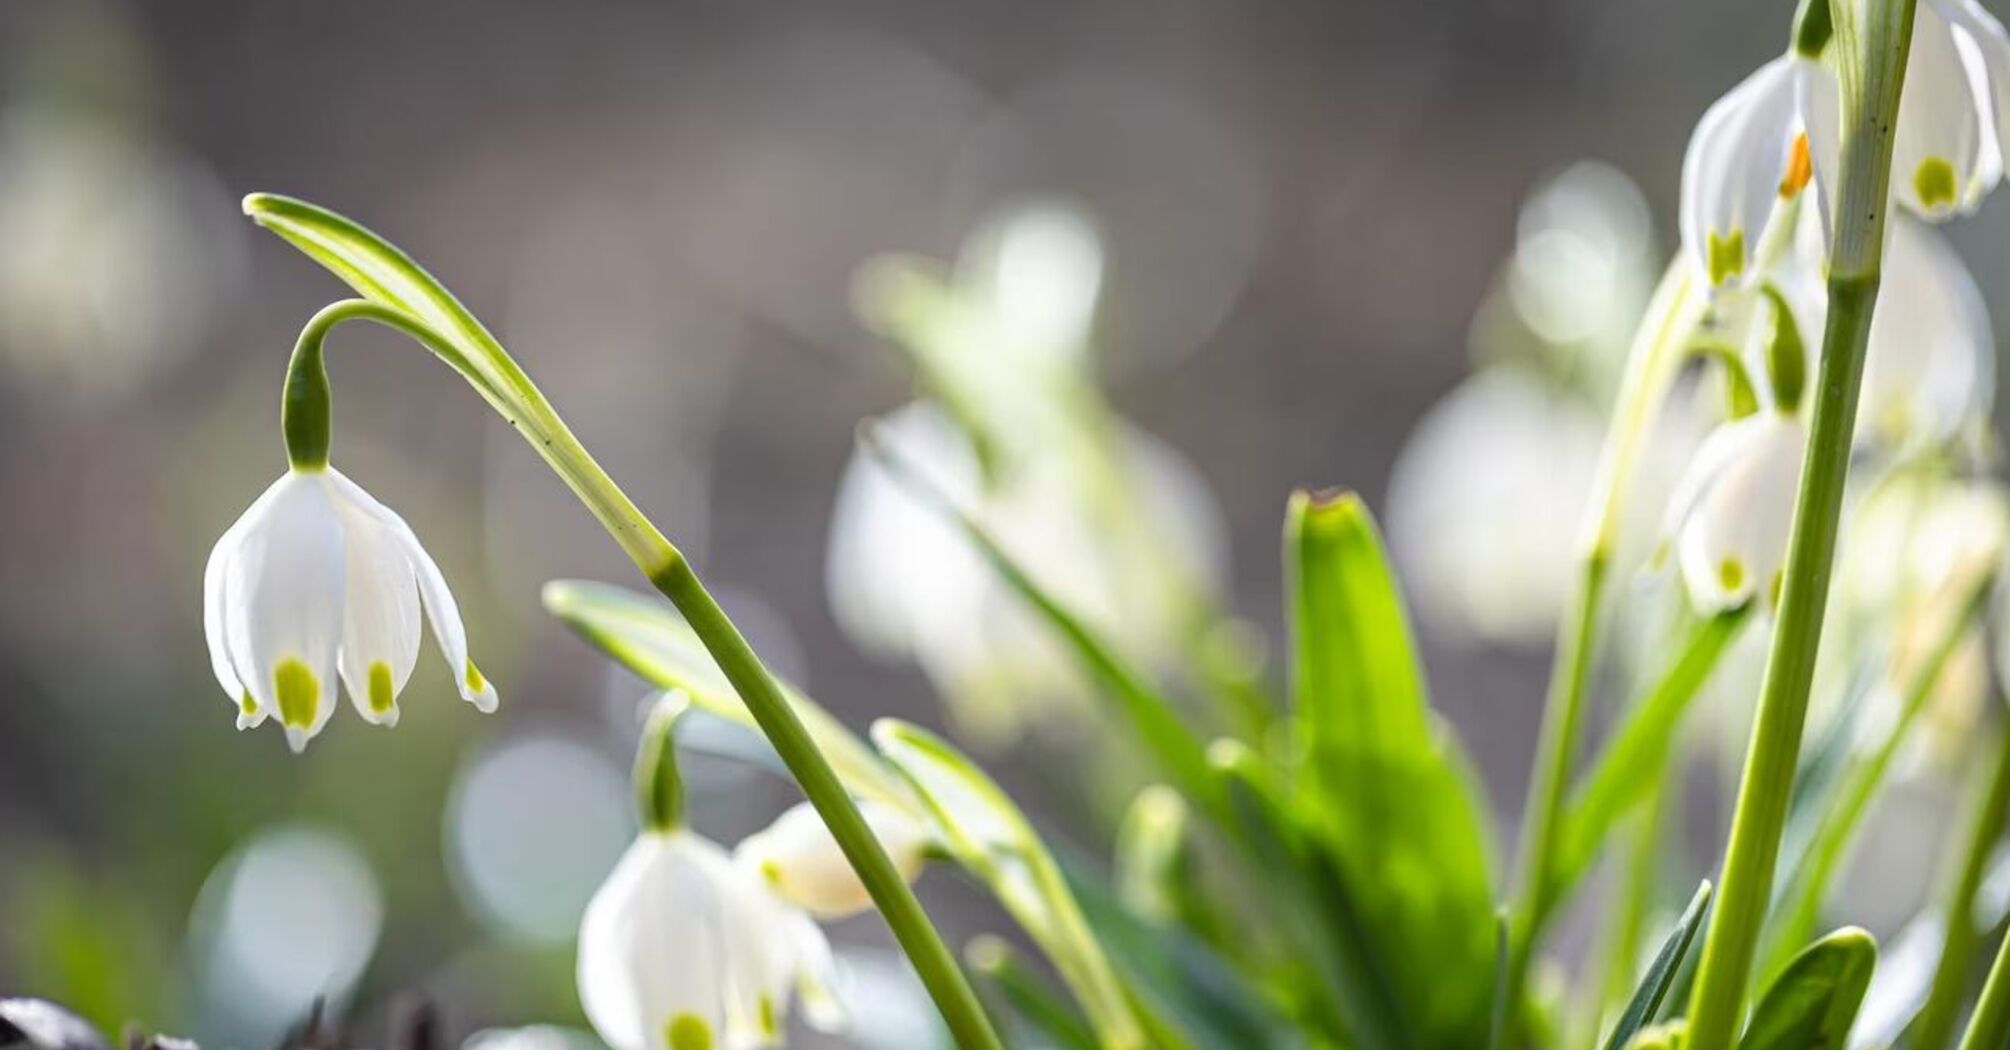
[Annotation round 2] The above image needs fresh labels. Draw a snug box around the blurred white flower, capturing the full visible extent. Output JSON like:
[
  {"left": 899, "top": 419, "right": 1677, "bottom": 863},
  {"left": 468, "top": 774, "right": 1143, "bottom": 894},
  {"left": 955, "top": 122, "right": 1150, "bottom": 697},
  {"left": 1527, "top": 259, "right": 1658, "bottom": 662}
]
[
  {"left": 1504, "top": 161, "right": 1656, "bottom": 370},
  {"left": 1840, "top": 473, "right": 2007, "bottom": 767},
  {"left": 204, "top": 467, "right": 495, "bottom": 751},
  {"left": 1890, "top": 0, "right": 2010, "bottom": 218},
  {"left": 1665, "top": 412, "right": 1808, "bottom": 614},
  {"left": 1680, "top": 54, "right": 1832, "bottom": 286},
  {"left": 826, "top": 403, "right": 1224, "bottom": 743},
  {"left": 462, "top": 1026, "right": 602, "bottom": 1050},
  {"left": 1861, "top": 215, "right": 1996, "bottom": 448},
  {"left": 1386, "top": 370, "right": 1604, "bottom": 645},
  {"left": 735, "top": 800, "right": 932, "bottom": 920},
  {"left": 189, "top": 826, "right": 382, "bottom": 1043},
  {"left": 445, "top": 732, "right": 632, "bottom": 944},
  {"left": 577, "top": 830, "right": 843, "bottom": 1050},
  {"left": 0, "top": 106, "right": 237, "bottom": 404}
]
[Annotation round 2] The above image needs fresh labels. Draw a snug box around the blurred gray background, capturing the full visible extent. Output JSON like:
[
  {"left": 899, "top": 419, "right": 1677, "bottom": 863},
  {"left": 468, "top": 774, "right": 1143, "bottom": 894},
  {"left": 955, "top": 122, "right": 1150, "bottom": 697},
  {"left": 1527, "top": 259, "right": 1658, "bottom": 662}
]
[{"left": 3, "top": 0, "right": 2008, "bottom": 1046}]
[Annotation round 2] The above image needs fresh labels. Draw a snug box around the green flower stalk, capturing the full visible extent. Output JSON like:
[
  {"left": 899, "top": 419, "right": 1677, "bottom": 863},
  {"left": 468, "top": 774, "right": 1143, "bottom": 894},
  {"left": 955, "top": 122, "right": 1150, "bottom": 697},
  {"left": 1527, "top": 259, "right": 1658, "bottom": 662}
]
[
  {"left": 233, "top": 195, "right": 1005, "bottom": 1050},
  {"left": 1683, "top": 0, "right": 1924, "bottom": 1043}
]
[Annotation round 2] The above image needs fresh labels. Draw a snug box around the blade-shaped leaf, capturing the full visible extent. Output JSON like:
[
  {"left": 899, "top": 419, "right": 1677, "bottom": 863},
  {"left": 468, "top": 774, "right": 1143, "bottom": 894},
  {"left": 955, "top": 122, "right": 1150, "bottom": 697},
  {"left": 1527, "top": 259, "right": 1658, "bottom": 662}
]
[
  {"left": 1738, "top": 927, "right": 1877, "bottom": 1050},
  {"left": 243, "top": 193, "right": 531, "bottom": 411},
  {"left": 1212, "top": 739, "right": 1406, "bottom": 1050},
  {"left": 1286, "top": 489, "right": 1496, "bottom": 1044},
  {"left": 541, "top": 579, "right": 911, "bottom": 809},
  {"left": 872, "top": 719, "right": 1146, "bottom": 1050},
  {"left": 1601, "top": 882, "right": 1713, "bottom": 1050},
  {"left": 1555, "top": 609, "right": 1748, "bottom": 901}
]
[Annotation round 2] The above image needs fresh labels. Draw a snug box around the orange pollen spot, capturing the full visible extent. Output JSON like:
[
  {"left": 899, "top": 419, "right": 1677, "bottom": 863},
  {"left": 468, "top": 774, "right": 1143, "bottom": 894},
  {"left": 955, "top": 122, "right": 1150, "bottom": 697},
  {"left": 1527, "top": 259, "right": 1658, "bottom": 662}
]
[{"left": 1780, "top": 133, "right": 1813, "bottom": 197}]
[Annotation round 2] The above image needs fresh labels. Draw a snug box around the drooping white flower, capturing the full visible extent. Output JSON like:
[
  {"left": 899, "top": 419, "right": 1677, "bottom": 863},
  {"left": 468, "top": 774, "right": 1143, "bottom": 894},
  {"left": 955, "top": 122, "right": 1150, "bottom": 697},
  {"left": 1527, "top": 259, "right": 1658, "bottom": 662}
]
[
  {"left": 1665, "top": 412, "right": 1809, "bottom": 613},
  {"left": 734, "top": 800, "right": 932, "bottom": 920},
  {"left": 1680, "top": 54, "right": 1834, "bottom": 287},
  {"left": 203, "top": 467, "right": 495, "bottom": 751},
  {"left": 577, "top": 830, "right": 842, "bottom": 1050},
  {"left": 1862, "top": 214, "right": 1996, "bottom": 446},
  {"left": 1892, "top": 0, "right": 2010, "bottom": 218}
]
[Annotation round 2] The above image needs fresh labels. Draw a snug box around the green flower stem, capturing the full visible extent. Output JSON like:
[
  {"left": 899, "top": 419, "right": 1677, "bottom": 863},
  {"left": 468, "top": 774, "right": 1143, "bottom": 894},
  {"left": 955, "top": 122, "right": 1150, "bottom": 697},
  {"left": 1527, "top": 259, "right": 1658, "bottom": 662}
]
[
  {"left": 1682, "top": 0, "right": 1920, "bottom": 1041},
  {"left": 281, "top": 299, "right": 1005, "bottom": 1050},
  {"left": 1911, "top": 720, "right": 2010, "bottom": 1050},
  {"left": 1959, "top": 921, "right": 2010, "bottom": 1050},
  {"left": 1505, "top": 259, "right": 1699, "bottom": 1026}
]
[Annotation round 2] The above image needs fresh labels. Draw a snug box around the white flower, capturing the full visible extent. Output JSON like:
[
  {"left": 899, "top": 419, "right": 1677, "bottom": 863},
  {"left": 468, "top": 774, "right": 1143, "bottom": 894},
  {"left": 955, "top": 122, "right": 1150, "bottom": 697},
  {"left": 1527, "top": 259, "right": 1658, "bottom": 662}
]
[
  {"left": 1862, "top": 215, "right": 1996, "bottom": 445},
  {"left": 1385, "top": 370, "right": 1604, "bottom": 645},
  {"left": 1665, "top": 412, "right": 1809, "bottom": 614},
  {"left": 734, "top": 800, "right": 932, "bottom": 920},
  {"left": 203, "top": 467, "right": 495, "bottom": 752},
  {"left": 1892, "top": 0, "right": 2010, "bottom": 219},
  {"left": 577, "top": 830, "right": 843, "bottom": 1050},
  {"left": 1680, "top": 54, "right": 1835, "bottom": 287},
  {"left": 826, "top": 403, "right": 1224, "bottom": 743}
]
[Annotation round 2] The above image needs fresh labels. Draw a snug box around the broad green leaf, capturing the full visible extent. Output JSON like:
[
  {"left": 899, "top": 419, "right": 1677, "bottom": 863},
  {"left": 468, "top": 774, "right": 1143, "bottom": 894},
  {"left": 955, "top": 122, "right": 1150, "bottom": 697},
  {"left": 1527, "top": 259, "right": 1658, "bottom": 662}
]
[
  {"left": 1738, "top": 928, "right": 1877, "bottom": 1050},
  {"left": 872, "top": 719, "right": 1145, "bottom": 1050},
  {"left": 1555, "top": 609, "right": 1749, "bottom": 899},
  {"left": 541, "top": 579, "right": 911, "bottom": 809},
  {"left": 1285, "top": 489, "right": 1496, "bottom": 1045},
  {"left": 1601, "top": 882, "right": 1713, "bottom": 1050},
  {"left": 1213, "top": 739, "right": 1406, "bottom": 1050}
]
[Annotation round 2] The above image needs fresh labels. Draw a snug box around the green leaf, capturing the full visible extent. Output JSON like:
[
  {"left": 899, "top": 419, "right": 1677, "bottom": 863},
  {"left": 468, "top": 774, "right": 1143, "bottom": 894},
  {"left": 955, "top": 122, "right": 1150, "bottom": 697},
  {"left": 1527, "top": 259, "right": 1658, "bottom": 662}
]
[
  {"left": 540, "top": 579, "right": 911, "bottom": 810},
  {"left": 872, "top": 719, "right": 1146, "bottom": 1050},
  {"left": 1212, "top": 739, "right": 1406, "bottom": 1050},
  {"left": 1601, "top": 882, "right": 1713, "bottom": 1050},
  {"left": 242, "top": 194, "right": 530, "bottom": 410},
  {"left": 1555, "top": 609, "right": 1749, "bottom": 899},
  {"left": 1738, "top": 928, "right": 1877, "bottom": 1050},
  {"left": 1285, "top": 489, "right": 1496, "bottom": 1045}
]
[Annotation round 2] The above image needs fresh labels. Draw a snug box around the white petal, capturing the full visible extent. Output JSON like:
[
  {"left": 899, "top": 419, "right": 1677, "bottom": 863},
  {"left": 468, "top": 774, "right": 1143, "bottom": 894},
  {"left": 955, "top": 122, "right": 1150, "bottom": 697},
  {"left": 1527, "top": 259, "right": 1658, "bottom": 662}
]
[
  {"left": 778, "top": 910, "right": 847, "bottom": 1034},
  {"left": 734, "top": 800, "right": 931, "bottom": 920},
  {"left": 1798, "top": 61, "right": 1844, "bottom": 246},
  {"left": 1896, "top": 0, "right": 1992, "bottom": 218},
  {"left": 325, "top": 470, "right": 497, "bottom": 713},
  {"left": 1865, "top": 215, "right": 1996, "bottom": 445},
  {"left": 328, "top": 487, "right": 423, "bottom": 727},
  {"left": 221, "top": 472, "right": 347, "bottom": 751},
  {"left": 577, "top": 835, "right": 730, "bottom": 1050},
  {"left": 1681, "top": 57, "right": 1803, "bottom": 286},
  {"left": 1675, "top": 414, "right": 1808, "bottom": 613},
  {"left": 1932, "top": 0, "right": 2010, "bottom": 194}
]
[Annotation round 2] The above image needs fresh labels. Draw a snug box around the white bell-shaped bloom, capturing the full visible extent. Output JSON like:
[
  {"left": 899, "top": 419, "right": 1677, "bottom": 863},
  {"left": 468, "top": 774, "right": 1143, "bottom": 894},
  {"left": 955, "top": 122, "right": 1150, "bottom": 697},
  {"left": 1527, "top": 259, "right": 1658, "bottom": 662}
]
[
  {"left": 203, "top": 467, "right": 496, "bottom": 751},
  {"left": 1666, "top": 412, "right": 1809, "bottom": 614},
  {"left": 1892, "top": 0, "right": 2010, "bottom": 218},
  {"left": 1680, "top": 55, "right": 1834, "bottom": 287},
  {"left": 578, "top": 830, "right": 842, "bottom": 1050},
  {"left": 1386, "top": 369, "right": 1604, "bottom": 645},
  {"left": 734, "top": 800, "right": 932, "bottom": 920},
  {"left": 1863, "top": 215, "right": 1996, "bottom": 445}
]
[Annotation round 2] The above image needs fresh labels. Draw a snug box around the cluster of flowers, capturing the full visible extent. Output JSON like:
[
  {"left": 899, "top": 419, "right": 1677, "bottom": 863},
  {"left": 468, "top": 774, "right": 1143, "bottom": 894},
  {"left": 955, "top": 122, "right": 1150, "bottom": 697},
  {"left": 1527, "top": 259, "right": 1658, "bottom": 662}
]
[{"left": 1671, "top": 0, "right": 2010, "bottom": 615}]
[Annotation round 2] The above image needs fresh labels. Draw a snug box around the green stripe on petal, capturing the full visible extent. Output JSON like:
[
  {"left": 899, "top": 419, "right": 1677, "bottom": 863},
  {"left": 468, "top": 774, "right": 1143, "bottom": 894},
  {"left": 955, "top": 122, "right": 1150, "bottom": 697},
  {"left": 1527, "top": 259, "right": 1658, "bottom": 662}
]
[
  {"left": 665, "top": 1015, "right": 712, "bottom": 1050},
  {"left": 368, "top": 660, "right": 396, "bottom": 715},
  {"left": 1707, "top": 229, "right": 1746, "bottom": 285},
  {"left": 1915, "top": 157, "right": 1958, "bottom": 211},
  {"left": 274, "top": 659, "right": 320, "bottom": 729}
]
